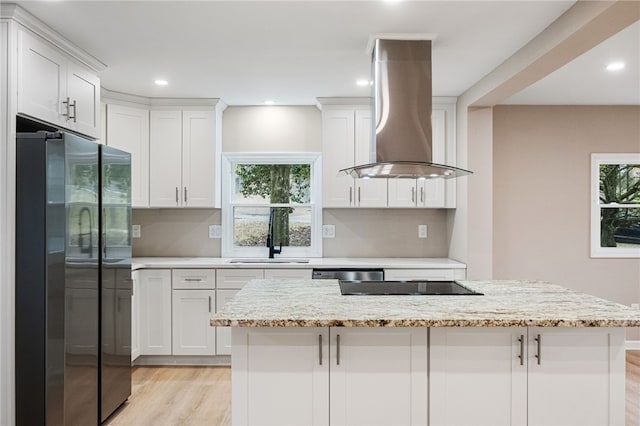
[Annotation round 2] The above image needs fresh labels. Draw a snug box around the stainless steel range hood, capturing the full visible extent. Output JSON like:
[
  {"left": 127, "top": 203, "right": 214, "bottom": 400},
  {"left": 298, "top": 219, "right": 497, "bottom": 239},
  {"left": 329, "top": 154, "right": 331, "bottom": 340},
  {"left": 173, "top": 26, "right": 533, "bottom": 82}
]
[{"left": 340, "top": 39, "right": 472, "bottom": 179}]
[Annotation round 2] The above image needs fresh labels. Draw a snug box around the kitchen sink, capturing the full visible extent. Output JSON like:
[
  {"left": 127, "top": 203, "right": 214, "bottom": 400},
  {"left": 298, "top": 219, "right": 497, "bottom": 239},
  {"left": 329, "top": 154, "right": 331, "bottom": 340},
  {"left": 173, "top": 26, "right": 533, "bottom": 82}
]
[
  {"left": 228, "top": 258, "right": 310, "bottom": 264},
  {"left": 338, "top": 280, "right": 483, "bottom": 296}
]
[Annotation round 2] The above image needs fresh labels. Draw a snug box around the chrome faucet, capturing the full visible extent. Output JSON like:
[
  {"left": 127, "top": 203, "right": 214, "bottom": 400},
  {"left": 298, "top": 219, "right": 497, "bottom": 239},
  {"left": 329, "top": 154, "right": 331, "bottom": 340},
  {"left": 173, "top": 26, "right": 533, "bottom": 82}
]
[{"left": 266, "top": 208, "right": 282, "bottom": 259}]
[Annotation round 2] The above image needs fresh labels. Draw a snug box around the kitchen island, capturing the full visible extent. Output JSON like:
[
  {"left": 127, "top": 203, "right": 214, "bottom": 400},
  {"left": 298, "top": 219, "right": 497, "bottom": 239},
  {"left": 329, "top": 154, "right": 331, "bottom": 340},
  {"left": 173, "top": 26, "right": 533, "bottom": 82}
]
[{"left": 211, "top": 279, "right": 640, "bottom": 426}]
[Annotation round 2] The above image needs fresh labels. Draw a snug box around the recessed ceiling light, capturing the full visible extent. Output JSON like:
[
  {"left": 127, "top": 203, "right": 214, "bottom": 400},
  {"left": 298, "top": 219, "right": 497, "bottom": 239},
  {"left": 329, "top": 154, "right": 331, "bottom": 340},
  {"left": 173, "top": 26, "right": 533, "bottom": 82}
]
[
  {"left": 154, "top": 79, "right": 168, "bottom": 86},
  {"left": 356, "top": 79, "right": 372, "bottom": 87},
  {"left": 264, "top": 100, "right": 275, "bottom": 105},
  {"left": 606, "top": 62, "right": 625, "bottom": 72}
]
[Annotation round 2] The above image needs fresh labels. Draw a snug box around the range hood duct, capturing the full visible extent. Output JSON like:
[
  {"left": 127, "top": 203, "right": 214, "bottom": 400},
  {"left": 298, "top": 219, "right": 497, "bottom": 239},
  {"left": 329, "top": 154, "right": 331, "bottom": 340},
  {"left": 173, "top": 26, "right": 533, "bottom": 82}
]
[{"left": 340, "top": 39, "right": 472, "bottom": 179}]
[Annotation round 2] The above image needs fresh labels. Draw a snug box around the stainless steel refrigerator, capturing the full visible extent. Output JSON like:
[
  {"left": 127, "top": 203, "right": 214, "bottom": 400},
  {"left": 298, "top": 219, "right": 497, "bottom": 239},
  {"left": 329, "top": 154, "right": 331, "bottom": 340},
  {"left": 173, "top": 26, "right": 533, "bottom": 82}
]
[{"left": 16, "top": 130, "right": 132, "bottom": 425}]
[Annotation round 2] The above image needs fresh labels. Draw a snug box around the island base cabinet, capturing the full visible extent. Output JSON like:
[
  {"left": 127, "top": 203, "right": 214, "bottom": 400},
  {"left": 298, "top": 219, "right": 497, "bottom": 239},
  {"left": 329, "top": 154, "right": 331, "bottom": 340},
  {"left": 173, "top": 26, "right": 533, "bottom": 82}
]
[
  {"left": 231, "top": 327, "right": 428, "bottom": 426},
  {"left": 232, "top": 328, "right": 330, "bottom": 425},
  {"left": 527, "top": 327, "right": 625, "bottom": 426},
  {"left": 429, "top": 327, "right": 527, "bottom": 426},
  {"left": 429, "top": 327, "right": 626, "bottom": 426},
  {"left": 329, "top": 328, "right": 428, "bottom": 426}
]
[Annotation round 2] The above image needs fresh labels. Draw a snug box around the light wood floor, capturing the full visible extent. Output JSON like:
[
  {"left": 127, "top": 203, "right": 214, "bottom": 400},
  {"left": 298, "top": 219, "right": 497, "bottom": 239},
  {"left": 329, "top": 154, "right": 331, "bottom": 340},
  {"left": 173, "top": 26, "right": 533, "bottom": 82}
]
[{"left": 106, "top": 351, "right": 640, "bottom": 426}]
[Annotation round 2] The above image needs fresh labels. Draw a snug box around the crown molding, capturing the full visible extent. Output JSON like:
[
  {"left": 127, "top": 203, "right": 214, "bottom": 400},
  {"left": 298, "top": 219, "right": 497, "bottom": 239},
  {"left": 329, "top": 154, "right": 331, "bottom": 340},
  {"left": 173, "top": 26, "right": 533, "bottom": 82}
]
[
  {"left": 1, "top": 3, "right": 107, "bottom": 72},
  {"left": 315, "top": 97, "right": 372, "bottom": 110},
  {"left": 101, "top": 87, "right": 227, "bottom": 111}
]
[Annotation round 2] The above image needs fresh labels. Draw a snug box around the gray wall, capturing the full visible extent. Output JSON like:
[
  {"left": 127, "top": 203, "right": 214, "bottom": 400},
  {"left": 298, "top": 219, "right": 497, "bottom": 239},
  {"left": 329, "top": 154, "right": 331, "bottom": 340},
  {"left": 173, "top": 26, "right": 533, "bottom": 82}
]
[{"left": 492, "top": 105, "right": 640, "bottom": 307}]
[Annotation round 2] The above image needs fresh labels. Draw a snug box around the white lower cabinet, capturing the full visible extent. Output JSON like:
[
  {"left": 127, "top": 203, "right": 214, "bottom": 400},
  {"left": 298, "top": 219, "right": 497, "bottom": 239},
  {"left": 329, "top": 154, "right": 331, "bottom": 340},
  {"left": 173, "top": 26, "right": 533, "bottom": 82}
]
[
  {"left": 215, "top": 290, "right": 240, "bottom": 355},
  {"left": 527, "top": 327, "right": 625, "bottom": 426},
  {"left": 131, "top": 271, "right": 140, "bottom": 361},
  {"left": 138, "top": 270, "right": 172, "bottom": 355},
  {"left": 430, "top": 327, "right": 527, "bottom": 426},
  {"left": 172, "top": 289, "right": 216, "bottom": 355},
  {"left": 429, "top": 327, "right": 625, "bottom": 426},
  {"left": 329, "top": 328, "right": 428, "bottom": 426},
  {"left": 232, "top": 327, "right": 428, "bottom": 426}
]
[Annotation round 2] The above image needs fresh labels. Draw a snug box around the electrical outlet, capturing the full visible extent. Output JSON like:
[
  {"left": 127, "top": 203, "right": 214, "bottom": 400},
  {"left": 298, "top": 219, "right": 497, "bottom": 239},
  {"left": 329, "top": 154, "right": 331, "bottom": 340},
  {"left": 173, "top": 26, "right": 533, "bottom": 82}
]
[
  {"left": 322, "top": 224, "right": 336, "bottom": 238},
  {"left": 418, "top": 225, "right": 427, "bottom": 239},
  {"left": 209, "top": 225, "right": 222, "bottom": 239},
  {"left": 132, "top": 225, "right": 141, "bottom": 238}
]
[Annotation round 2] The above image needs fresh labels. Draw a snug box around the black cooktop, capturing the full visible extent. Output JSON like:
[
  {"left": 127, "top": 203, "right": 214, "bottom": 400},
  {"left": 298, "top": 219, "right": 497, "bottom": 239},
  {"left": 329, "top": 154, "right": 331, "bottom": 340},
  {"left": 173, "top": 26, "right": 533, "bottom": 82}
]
[{"left": 338, "top": 280, "right": 484, "bottom": 296}]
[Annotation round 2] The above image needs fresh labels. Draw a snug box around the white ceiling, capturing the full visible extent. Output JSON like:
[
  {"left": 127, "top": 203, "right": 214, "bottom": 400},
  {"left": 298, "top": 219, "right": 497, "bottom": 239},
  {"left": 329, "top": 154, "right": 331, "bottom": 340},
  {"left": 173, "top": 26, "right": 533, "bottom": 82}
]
[{"left": 12, "top": 1, "right": 639, "bottom": 106}]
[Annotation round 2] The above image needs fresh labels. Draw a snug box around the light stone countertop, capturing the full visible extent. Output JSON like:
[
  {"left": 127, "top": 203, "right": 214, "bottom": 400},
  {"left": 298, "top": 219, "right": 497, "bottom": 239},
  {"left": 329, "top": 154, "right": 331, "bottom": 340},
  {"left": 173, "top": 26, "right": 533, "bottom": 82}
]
[
  {"left": 210, "top": 279, "right": 640, "bottom": 328},
  {"left": 132, "top": 257, "right": 466, "bottom": 270}
]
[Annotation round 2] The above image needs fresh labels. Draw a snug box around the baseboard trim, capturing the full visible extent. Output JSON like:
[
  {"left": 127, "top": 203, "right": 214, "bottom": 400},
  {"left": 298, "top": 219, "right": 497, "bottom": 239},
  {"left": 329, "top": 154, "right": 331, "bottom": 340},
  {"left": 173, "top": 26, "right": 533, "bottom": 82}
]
[
  {"left": 133, "top": 355, "right": 231, "bottom": 366},
  {"left": 626, "top": 340, "right": 640, "bottom": 350}
]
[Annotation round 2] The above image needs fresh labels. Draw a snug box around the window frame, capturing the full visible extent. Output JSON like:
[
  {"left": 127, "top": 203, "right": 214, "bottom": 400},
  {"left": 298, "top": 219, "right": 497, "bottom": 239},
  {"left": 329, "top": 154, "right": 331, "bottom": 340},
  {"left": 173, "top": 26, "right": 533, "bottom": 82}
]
[
  {"left": 221, "top": 152, "right": 322, "bottom": 258},
  {"left": 590, "top": 153, "right": 640, "bottom": 258}
]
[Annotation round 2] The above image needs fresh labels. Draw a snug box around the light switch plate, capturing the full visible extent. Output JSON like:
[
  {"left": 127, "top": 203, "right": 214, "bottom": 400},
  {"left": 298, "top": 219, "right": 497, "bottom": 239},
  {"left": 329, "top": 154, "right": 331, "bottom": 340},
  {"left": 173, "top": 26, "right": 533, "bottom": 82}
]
[
  {"left": 209, "top": 225, "right": 222, "bottom": 239},
  {"left": 132, "top": 225, "right": 141, "bottom": 238},
  {"left": 322, "top": 224, "right": 336, "bottom": 238},
  {"left": 418, "top": 225, "right": 427, "bottom": 239}
]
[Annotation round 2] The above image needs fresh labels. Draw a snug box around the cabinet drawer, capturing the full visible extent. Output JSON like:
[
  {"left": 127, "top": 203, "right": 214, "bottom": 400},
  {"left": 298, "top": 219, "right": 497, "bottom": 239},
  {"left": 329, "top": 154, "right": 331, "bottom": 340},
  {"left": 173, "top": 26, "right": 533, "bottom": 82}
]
[
  {"left": 172, "top": 269, "right": 216, "bottom": 289},
  {"left": 264, "top": 269, "right": 312, "bottom": 280},
  {"left": 384, "top": 269, "right": 457, "bottom": 281},
  {"left": 216, "top": 269, "right": 264, "bottom": 289}
]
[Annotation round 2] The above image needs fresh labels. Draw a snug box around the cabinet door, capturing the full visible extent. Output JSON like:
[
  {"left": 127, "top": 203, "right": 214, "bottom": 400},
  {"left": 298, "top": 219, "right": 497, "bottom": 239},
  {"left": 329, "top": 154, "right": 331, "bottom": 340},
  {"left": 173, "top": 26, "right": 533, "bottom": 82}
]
[
  {"left": 216, "top": 269, "right": 264, "bottom": 289},
  {"left": 420, "top": 109, "right": 446, "bottom": 207},
  {"left": 131, "top": 271, "right": 140, "bottom": 361},
  {"left": 232, "top": 327, "right": 329, "bottom": 425},
  {"left": 182, "top": 110, "right": 217, "bottom": 207},
  {"left": 138, "top": 270, "right": 172, "bottom": 355},
  {"left": 430, "top": 327, "right": 527, "bottom": 426},
  {"left": 354, "top": 110, "right": 387, "bottom": 207},
  {"left": 263, "top": 268, "right": 312, "bottom": 280},
  {"left": 149, "top": 110, "right": 183, "bottom": 207},
  {"left": 527, "top": 327, "right": 625, "bottom": 426},
  {"left": 329, "top": 327, "right": 427, "bottom": 426},
  {"left": 106, "top": 104, "right": 150, "bottom": 207},
  {"left": 17, "top": 29, "right": 67, "bottom": 126},
  {"left": 322, "top": 110, "right": 355, "bottom": 207},
  {"left": 172, "top": 289, "right": 216, "bottom": 355},
  {"left": 388, "top": 179, "right": 417, "bottom": 207},
  {"left": 66, "top": 61, "right": 100, "bottom": 138},
  {"left": 215, "top": 289, "right": 239, "bottom": 355}
]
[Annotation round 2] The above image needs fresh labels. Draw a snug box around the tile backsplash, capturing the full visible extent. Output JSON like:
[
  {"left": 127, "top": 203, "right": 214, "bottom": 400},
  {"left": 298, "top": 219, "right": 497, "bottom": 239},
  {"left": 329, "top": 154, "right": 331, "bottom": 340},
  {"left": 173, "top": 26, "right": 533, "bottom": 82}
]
[{"left": 132, "top": 208, "right": 450, "bottom": 258}]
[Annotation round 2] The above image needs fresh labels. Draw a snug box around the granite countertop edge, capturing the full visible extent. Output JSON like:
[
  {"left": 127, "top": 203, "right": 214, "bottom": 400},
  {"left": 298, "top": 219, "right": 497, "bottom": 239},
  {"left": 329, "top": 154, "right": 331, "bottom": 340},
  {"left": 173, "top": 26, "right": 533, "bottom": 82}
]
[{"left": 210, "top": 279, "right": 640, "bottom": 328}]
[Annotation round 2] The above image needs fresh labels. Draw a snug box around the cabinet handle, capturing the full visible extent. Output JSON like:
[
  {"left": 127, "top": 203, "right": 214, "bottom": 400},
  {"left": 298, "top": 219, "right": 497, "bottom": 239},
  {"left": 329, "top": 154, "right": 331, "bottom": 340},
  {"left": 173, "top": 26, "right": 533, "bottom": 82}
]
[
  {"left": 420, "top": 186, "right": 424, "bottom": 203},
  {"left": 208, "top": 296, "right": 212, "bottom": 313},
  {"left": 349, "top": 187, "right": 353, "bottom": 204},
  {"left": 411, "top": 187, "right": 415, "bottom": 203},
  {"left": 518, "top": 334, "right": 524, "bottom": 366},
  {"left": 336, "top": 334, "right": 341, "bottom": 365},
  {"left": 184, "top": 278, "right": 202, "bottom": 282},
  {"left": 175, "top": 187, "right": 179, "bottom": 204},
  {"left": 358, "top": 187, "right": 361, "bottom": 203},
  {"left": 535, "top": 334, "right": 541, "bottom": 365},
  {"left": 184, "top": 187, "right": 187, "bottom": 203},
  {"left": 69, "top": 100, "right": 77, "bottom": 123},
  {"left": 319, "top": 334, "right": 323, "bottom": 365},
  {"left": 62, "top": 97, "right": 71, "bottom": 119}
]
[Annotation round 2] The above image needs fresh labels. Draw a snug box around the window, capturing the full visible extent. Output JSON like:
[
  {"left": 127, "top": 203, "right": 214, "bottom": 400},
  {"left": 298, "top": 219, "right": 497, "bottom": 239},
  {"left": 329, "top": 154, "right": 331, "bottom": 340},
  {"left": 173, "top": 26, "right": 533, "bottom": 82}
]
[
  {"left": 591, "top": 153, "right": 640, "bottom": 258},
  {"left": 221, "top": 153, "right": 322, "bottom": 258}
]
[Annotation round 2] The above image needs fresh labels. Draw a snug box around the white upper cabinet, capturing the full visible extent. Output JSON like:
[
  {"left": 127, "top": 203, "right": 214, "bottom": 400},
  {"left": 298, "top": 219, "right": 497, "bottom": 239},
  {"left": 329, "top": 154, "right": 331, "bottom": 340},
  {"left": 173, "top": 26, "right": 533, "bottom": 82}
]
[
  {"left": 17, "top": 29, "right": 100, "bottom": 138},
  {"left": 388, "top": 106, "right": 450, "bottom": 208},
  {"left": 105, "top": 104, "right": 150, "bottom": 207},
  {"left": 149, "top": 109, "right": 219, "bottom": 208},
  {"left": 149, "top": 110, "right": 183, "bottom": 207},
  {"left": 321, "top": 106, "right": 387, "bottom": 208}
]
